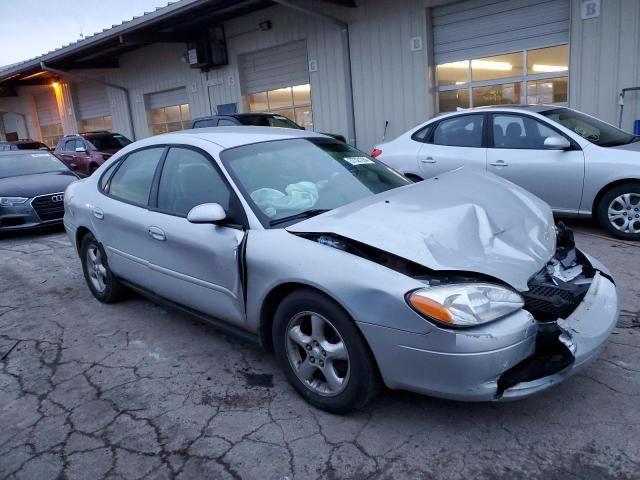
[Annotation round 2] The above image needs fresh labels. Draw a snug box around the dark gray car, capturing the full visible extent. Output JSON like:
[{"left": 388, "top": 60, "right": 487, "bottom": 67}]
[{"left": 0, "top": 150, "right": 78, "bottom": 231}]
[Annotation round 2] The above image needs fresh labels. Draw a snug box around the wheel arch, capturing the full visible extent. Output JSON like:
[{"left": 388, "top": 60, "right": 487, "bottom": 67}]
[
  {"left": 592, "top": 178, "right": 640, "bottom": 217},
  {"left": 75, "top": 225, "right": 93, "bottom": 252}
]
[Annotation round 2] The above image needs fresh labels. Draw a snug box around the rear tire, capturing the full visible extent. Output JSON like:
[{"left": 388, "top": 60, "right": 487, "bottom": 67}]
[
  {"left": 80, "top": 233, "right": 125, "bottom": 303},
  {"left": 596, "top": 183, "right": 640, "bottom": 240},
  {"left": 273, "top": 289, "right": 380, "bottom": 413}
]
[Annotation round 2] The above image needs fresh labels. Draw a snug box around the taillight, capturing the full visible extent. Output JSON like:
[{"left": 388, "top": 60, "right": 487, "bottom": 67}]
[{"left": 371, "top": 148, "right": 382, "bottom": 158}]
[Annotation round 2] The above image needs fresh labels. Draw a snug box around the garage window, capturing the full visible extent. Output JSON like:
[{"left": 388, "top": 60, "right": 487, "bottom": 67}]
[
  {"left": 146, "top": 88, "right": 191, "bottom": 135},
  {"left": 79, "top": 116, "right": 113, "bottom": 133},
  {"left": 436, "top": 45, "right": 568, "bottom": 112},
  {"left": 245, "top": 84, "right": 313, "bottom": 130}
]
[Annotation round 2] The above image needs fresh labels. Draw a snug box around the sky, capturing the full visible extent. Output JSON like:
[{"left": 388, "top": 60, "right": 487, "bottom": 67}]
[{"left": 0, "top": 0, "right": 173, "bottom": 67}]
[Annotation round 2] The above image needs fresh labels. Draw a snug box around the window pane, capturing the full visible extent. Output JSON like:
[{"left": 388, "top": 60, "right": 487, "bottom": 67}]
[
  {"left": 270, "top": 109, "right": 295, "bottom": 122},
  {"left": 218, "top": 119, "right": 236, "bottom": 127},
  {"left": 180, "top": 103, "right": 190, "bottom": 121},
  {"left": 527, "top": 45, "right": 568, "bottom": 74},
  {"left": 109, "top": 148, "right": 164, "bottom": 205},
  {"left": 165, "top": 105, "right": 181, "bottom": 123},
  {"left": 527, "top": 77, "right": 568, "bottom": 104},
  {"left": 165, "top": 122, "right": 183, "bottom": 132},
  {"left": 437, "top": 61, "right": 469, "bottom": 87},
  {"left": 295, "top": 108, "right": 313, "bottom": 130},
  {"left": 432, "top": 114, "right": 484, "bottom": 147},
  {"left": 292, "top": 84, "right": 311, "bottom": 106},
  {"left": 493, "top": 114, "right": 559, "bottom": 149},
  {"left": 472, "top": 52, "right": 523, "bottom": 82},
  {"left": 248, "top": 92, "right": 268, "bottom": 112},
  {"left": 157, "top": 147, "right": 230, "bottom": 215},
  {"left": 472, "top": 83, "right": 521, "bottom": 107},
  {"left": 267, "top": 88, "right": 293, "bottom": 110},
  {"left": 438, "top": 89, "right": 469, "bottom": 112},
  {"left": 151, "top": 125, "right": 167, "bottom": 136},
  {"left": 149, "top": 108, "right": 165, "bottom": 125}
]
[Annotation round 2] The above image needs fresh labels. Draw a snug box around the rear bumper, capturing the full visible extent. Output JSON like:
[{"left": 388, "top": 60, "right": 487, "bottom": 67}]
[{"left": 359, "top": 271, "right": 619, "bottom": 402}]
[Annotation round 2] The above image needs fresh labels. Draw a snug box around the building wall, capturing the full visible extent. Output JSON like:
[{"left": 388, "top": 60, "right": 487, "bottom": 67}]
[
  {"left": 569, "top": 0, "right": 640, "bottom": 131},
  {"left": 0, "top": 86, "right": 49, "bottom": 141}
]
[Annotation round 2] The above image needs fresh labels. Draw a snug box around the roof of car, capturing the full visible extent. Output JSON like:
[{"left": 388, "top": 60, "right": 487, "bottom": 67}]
[
  {"left": 142, "top": 126, "right": 328, "bottom": 149},
  {"left": 0, "top": 149, "right": 53, "bottom": 156},
  {"left": 457, "top": 104, "right": 562, "bottom": 113}
]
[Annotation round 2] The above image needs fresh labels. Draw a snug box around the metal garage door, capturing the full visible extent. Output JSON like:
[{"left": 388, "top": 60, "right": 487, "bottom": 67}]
[
  {"left": 76, "top": 82, "right": 110, "bottom": 119},
  {"left": 239, "top": 40, "right": 309, "bottom": 95},
  {"left": 146, "top": 87, "right": 188, "bottom": 109},
  {"left": 432, "top": 0, "right": 570, "bottom": 64},
  {"left": 34, "top": 91, "right": 60, "bottom": 126}
]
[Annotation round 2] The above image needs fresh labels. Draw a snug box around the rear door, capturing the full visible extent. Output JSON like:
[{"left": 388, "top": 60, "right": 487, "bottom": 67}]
[
  {"left": 417, "top": 113, "right": 487, "bottom": 178},
  {"left": 92, "top": 146, "right": 165, "bottom": 289},
  {"left": 486, "top": 113, "right": 584, "bottom": 211},
  {"left": 144, "top": 146, "right": 246, "bottom": 325}
]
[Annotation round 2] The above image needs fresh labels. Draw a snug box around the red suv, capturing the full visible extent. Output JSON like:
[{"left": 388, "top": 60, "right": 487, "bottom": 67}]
[{"left": 54, "top": 131, "right": 132, "bottom": 176}]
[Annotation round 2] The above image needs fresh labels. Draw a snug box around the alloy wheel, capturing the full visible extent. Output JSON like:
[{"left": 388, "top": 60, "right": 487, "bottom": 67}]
[
  {"left": 607, "top": 193, "right": 640, "bottom": 234},
  {"left": 86, "top": 244, "right": 108, "bottom": 293},
  {"left": 285, "top": 311, "right": 350, "bottom": 396}
]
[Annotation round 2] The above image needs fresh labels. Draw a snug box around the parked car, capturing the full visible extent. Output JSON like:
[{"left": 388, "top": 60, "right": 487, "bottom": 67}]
[
  {"left": 0, "top": 140, "right": 51, "bottom": 151},
  {"left": 54, "top": 131, "right": 132, "bottom": 176},
  {"left": 64, "top": 127, "right": 618, "bottom": 413},
  {"left": 0, "top": 150, "right": 78, "bottom": 231},
  {"left": 191, "top": 113, "right": 347, "bottom": 143},
  {"left": 373, "top": 106, "right": 640, "bottom": 240}
]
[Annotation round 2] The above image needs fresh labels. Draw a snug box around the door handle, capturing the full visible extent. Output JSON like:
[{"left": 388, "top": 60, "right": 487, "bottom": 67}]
[
  {"left": 92, "top": 207, "right": 104, "bottom": 220},
  {"left": 420, "top": 156, "right": 436, "bottom": 164},
  {"left": 147, "top": 226, "right": 166, "bottom": 241},
  {"left": 490, "top": 160, "right": 509, "bottom": 167}
]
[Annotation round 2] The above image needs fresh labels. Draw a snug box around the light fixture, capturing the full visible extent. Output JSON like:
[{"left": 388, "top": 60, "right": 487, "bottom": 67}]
[
  {"left": 532, "top": 64, "right": 568, "bottom": 73},
  {"left": 51, "top": 81, "right": 60, "bottom": 88}
]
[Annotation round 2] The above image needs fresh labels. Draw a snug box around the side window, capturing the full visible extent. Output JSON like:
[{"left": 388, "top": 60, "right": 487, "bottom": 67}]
[
  {"left": 217, "top": 119, "right": 236, "bottom": 127},
  {"left": 432, "top": 115, "right": 484, "bottom": 147},
  {"left": 108, "top": 148, "right": 164, "bottom": 205},
  {"left": 493, "top": 114, "right": 560, "bottom": 149},
  {"left": 64, "top": 139, "right": 77, "bottom": 151},
  {"left": 411, "top": 125, "right": 432, "bottom": 143},
  {"left": 157, "top": 147, "right": 231, "bottom": 216},
  {"left": 99, "top": 160, "right": 122, "bottom": 191},
  {"left": 193, "top": 119, "right": 216, "bottom": 128}
]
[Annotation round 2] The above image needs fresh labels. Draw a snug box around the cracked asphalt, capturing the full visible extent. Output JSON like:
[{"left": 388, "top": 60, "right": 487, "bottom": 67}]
[{"left": 1, "top": 221, "right": 639, "bottom": 480}]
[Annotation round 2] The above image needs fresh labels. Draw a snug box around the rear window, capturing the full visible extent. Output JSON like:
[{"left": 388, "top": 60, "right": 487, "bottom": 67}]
[
  {"left": 86, "top": 134, "right": 132, "bottom": 151},
  {"left": 16, "top": 142, "right": 49, "bottom": 150}
]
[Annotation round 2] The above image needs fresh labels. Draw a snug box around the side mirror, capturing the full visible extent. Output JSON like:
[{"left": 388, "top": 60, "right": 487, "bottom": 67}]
[
  {"left": 69, "top": 163, "right": 78, "bottom": 170},
  {"left": 544, "top": 136, "right": 571, "bottom": 150},
  {"left": 187, "top": 203, "right": 226, "bottom": 224},
  {"left": 75, "top": 146, "right": 87, "bottom": 153}
]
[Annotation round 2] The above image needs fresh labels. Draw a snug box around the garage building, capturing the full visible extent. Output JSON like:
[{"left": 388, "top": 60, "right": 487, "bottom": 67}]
[{"left": 0, "top": 0, "right": 637, "bottom": 152}]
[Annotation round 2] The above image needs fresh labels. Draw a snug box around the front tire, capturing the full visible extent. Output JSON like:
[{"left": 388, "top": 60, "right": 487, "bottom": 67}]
[
  {"left": 80, "top": 233, "right": 125, "bottom": 303},
  {"left": 596, "top": 183, "right": 640, "bottom": 240},
  {"left": 273, "top": 289, "right": 380, "bottom": 413}
]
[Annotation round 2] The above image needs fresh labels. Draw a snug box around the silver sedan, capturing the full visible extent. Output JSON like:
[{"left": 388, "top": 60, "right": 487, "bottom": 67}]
[
  {"left": 374, "top": 106, "right": 640, "bottom": 240},
  {"left": 64, "top": 127, "right": 619, "bottom": 413}
]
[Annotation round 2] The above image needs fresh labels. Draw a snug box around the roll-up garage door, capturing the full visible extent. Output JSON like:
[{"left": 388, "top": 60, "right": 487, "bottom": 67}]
[
  {"left": 34, "top": 91, "right": 60, "bottom": 126},
  {"left": 432, "top": 0, "right": 570, "bottom": 64},
  {"left": 76, "top": 82, "right": 110, "bottom": 120},
  {"left": 146, "top": 87, "right": 188, "bottom": 109},
  {"left": 239, "top": 40, "right": 309, "bottom": 95}
]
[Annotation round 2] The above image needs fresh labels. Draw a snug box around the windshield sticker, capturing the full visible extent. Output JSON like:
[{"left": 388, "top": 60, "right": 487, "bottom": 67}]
[{"left": 344, "top": 156, "right": 374, "bottom": 166}]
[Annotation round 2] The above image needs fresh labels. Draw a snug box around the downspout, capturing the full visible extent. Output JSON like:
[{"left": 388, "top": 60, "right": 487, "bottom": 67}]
[
  {"left": 271, "top": 0, "right": 357, "bottom": 146},
  {"left": 40, "top": 62, "right": 137, "bottom": 140}
]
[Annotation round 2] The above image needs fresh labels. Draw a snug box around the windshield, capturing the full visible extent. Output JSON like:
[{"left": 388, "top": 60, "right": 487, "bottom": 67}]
[
  {"left": 237, "top": 115, "right": 302, "bottom": 129},
  {"left": 222, "top": 138, "right": 410, "bottom": 226},
  {"left": 86, "top": 134, "right": 132, "bottom": 151},
  {"left": 540, "top": 108, "right": 638, "bottom": 147},
  {"left": 0, "top": 152, "right": 69, "bottom": 178}
]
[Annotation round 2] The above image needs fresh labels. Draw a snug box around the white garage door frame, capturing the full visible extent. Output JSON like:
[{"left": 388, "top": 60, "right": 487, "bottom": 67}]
[
  {"left": 34, "top": 91, "right": 60, "bottom": 126},
  {"left": 75, "top": 82, "right": 111, "bottom": 120}
]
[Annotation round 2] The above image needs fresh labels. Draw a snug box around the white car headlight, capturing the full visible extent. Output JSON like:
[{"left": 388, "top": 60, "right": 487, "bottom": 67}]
[
  {"left": 0, "top": 197, "right": 28, "bottom": 207},
  {"left": 408, "top": 283, "right": 524, "bottom": 327}
]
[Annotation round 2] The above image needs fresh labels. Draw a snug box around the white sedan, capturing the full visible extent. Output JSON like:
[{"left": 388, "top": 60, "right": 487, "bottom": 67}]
[{"left": 373, "top": 106, "right": 640, "bottom": 240}]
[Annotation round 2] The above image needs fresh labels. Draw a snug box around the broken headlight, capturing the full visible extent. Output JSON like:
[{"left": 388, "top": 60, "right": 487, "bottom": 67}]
[{"left": 408, "top": 283, "right": 524, "bottom": 327}]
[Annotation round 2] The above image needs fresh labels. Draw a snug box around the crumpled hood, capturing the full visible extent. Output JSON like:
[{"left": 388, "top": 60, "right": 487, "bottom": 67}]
[{"left": 287, "top": 168, "right": 557, "bottom": 291}]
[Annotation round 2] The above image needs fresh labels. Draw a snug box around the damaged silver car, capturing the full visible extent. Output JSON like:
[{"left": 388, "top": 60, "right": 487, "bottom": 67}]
[{"left": 63, "top": 127, "right": 619, "bottom": 413}]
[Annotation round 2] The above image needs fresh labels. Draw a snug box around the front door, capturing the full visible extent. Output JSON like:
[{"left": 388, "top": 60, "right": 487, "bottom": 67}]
[
  {"left": 486, "top": 113, "right": 584, "bottom": 212},
  {"left": 145, "top": 146, "right": 246, "bottom": 325},
  {"left": 417, "top": 113, "right": 487, "bottom": 178}
]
